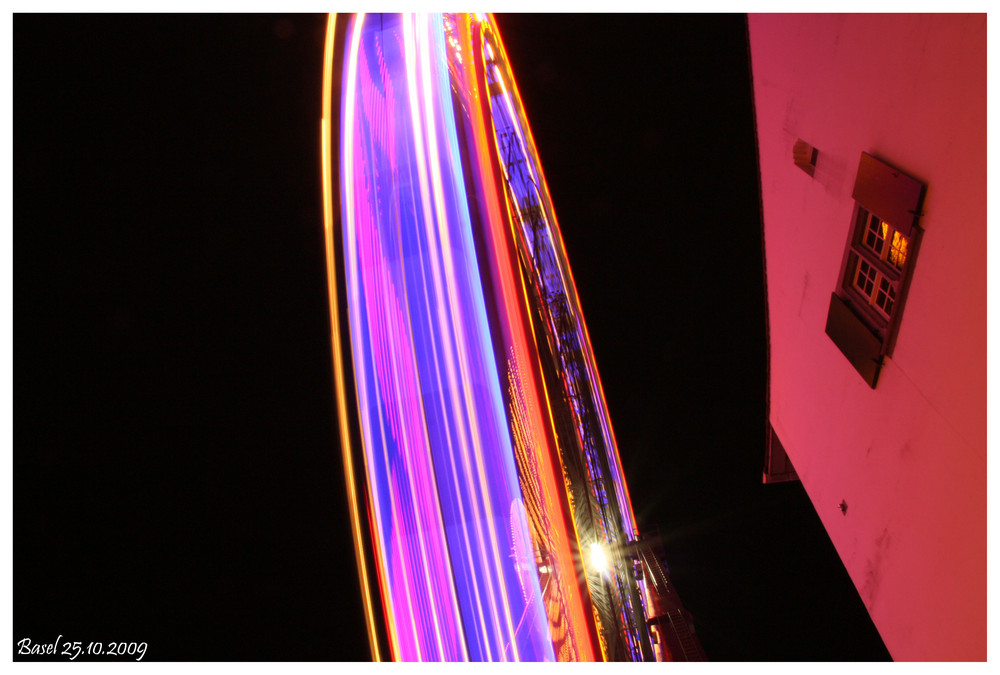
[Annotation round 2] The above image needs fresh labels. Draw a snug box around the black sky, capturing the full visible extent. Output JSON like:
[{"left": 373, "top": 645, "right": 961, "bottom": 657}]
[{"left": 14, "top": 14, "right": 890, "bottom": 661}]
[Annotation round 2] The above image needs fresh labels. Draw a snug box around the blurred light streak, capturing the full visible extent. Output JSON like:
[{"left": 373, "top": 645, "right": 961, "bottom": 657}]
[
  {"left": 324, "top": 12, "right": 639, "bottom": 661},
  {"left": 481, "top": 20, "right": 637, "bottom": 542},
  {"left": 320, "top": 12, "right": 385, "bottom": 662},
  {"left": 486, "top": 17, "right": 638, "bottom": 543}
]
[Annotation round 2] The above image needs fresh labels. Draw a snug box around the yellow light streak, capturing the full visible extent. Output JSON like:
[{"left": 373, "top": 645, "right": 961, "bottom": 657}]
[{"left": 321, "top": 12, "right": 387, "bottom": 663}]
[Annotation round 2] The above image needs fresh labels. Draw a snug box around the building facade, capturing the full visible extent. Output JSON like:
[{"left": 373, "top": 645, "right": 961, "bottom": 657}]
[{"left": 750, "top": 14, "right": 986, "bottom": 661}]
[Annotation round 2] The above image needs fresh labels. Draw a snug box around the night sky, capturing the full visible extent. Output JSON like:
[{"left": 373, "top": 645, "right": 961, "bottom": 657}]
[{"left": 15, "top": 14, "right": 890, "bottom": 661}]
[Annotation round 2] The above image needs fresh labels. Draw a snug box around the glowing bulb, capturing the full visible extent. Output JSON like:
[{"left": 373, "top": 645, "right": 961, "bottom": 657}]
[{"left": 590, "top": 542, "right": 608, "bottom": 574}]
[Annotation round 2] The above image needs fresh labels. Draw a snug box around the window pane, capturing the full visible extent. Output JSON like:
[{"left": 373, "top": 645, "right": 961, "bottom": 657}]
[
  {"left": 864, "top": 214, "right": 885, "bottom": 255},
  {"left": 876, "top": 277, "right": 896, "bottom": 316},
  {"left": 855, "top": 259, "right": 876, "bottom": 298},
  {"left": 889, "top": 230, "right": 909, "bottom": 269}
]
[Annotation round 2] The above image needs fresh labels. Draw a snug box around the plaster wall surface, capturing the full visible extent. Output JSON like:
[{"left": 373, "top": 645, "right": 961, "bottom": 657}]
[{"left": 749, "top": 13, "right": 986, "bottom": 661}]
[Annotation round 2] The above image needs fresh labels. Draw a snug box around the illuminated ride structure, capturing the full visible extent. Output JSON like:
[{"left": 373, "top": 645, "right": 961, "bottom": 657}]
[{"left": 320, "top": 13, "right": 700, "bottom": 662}]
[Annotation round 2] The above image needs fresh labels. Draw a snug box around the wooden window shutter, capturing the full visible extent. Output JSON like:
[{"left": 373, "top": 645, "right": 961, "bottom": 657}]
[
  {"left": 851, "top": 152, "right": 925, "bottom": 238},
  {"left": 825, "top": 293, "right": 883, "bottom": 388}
]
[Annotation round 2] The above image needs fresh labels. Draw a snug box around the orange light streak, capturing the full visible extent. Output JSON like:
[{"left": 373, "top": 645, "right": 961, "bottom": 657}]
[
  {"left": 484, "top": 14, "right": 638, "bottom": 536},
  {"left": 326, "top": 13, "right": 638, "bottom": 660},
  {"left": 460, "top": 15, "right": 599, "bottom": 660},
  {"left": 320, "top": 12, "right": 385, "bottom": 662}
]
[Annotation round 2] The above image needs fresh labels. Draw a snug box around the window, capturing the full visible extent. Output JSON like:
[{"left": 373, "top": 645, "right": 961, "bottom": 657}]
[
  {"left": 847, "top": 207, "right": 908, "bottom": 321},
  {"left": 825, "top": 153, "right": 925, "bottom": 388}
]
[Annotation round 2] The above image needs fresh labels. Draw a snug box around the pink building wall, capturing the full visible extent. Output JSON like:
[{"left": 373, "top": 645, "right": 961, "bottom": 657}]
[{"left": 749, "top": 14, "right": 986, "bottom": 661}]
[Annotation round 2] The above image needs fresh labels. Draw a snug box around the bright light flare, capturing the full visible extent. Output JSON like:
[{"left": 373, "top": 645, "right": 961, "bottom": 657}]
[{"left": 589, "top": 543, "right": 608, "bottom": 575}]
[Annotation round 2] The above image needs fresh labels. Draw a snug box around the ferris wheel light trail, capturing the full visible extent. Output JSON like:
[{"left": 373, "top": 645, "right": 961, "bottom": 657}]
[{"left": 322, "top": 13, "right": 646, "bottom": 661}]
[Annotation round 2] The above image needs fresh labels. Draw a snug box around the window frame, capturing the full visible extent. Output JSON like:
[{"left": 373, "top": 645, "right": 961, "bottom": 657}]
[
  {"left": 839, "top": 205, "right": 911, "bottom": 333},
  {"left": 826, "top": 153, "right": 926, "bottom": 387},
  {"left": 835, "top": 203, "right": 923, "bottom": 359}
]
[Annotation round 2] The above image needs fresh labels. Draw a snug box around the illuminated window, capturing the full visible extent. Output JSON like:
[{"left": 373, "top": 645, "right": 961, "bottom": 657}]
[
  {"left": 849, "top": 207, "right": 909, "bottom": 321},
  {"left": 888, "top": 230, "right": 908, "bottom": 270},
  {"left": 825, "top": 153, "right": 925, "bottom": 388}
]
